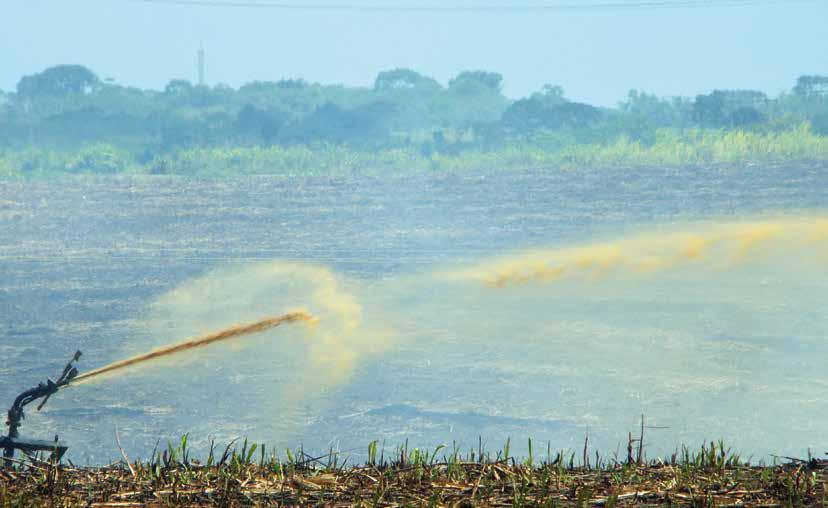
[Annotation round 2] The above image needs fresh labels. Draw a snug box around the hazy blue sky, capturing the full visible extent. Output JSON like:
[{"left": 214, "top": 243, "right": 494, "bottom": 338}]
[{"left": 2, "top": 0, "right": 826, "bottom": 105}]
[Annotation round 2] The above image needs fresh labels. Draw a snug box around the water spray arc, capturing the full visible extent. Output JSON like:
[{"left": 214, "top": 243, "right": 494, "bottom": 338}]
[
  {"left": 1, "top": 313, "right": 315, "bottom": 466},
  {"left": 71, "top": 311, "right": 315, "bottom": 384}
]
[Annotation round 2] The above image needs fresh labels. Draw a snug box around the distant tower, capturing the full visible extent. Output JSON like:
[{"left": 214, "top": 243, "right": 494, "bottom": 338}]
[{"left": 197, "top": 46, "right": 205, "bottom": 86}]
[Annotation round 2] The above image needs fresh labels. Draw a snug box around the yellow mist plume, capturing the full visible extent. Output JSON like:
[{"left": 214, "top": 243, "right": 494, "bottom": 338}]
[
  {"left": 144, "top": 261, "right": 394, "bottom": 404},
  {"left": 448, "top": 216, "right": 828, "bottom": 288}
]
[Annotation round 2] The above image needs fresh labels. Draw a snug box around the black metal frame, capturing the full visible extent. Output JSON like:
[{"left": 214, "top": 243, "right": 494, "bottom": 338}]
[{"left": 2, "top": 351, "right": 81, "bottom": 467}]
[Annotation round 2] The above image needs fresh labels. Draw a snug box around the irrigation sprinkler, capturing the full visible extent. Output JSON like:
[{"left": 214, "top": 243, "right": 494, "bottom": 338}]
[
  {"left": 2, "top": 351, "right": 81, "bottom": 467},
  {"left": 0, "top": 312, "right": 313, "bottom": 468}
]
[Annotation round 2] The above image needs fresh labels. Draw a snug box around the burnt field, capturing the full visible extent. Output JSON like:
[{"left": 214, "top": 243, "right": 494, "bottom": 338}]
[
  {"left": 2, "top": 439, "right": 826, "bottom": 507},
  {"left": 2, "top": 164, "right": 828, "bottom": 467}
]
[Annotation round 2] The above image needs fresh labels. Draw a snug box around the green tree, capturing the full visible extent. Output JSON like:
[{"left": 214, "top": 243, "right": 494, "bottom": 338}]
[
  {"left": 810, "top": 112, "right": 828, "bottom": 136},
  {"left": 291, "top": 101, "right": 391, "bottom": 145},
  {"left": 448, "top": 70, "right": 503, "bottom": 95},
  {"left": 693, "top": 90, "right": 767, "bottom": 127},
  {"left": 236, "top": 104, "right": 289, "bottom": 143},
  {"left": 502, "top": 86, "right": 599, "bottom": 132},
  {"left": 793, "top": 75, "right": 828, "bottom": 98},
  {"left": 164, "top": 79, "right": 194, "bottom": 95},
  {"left": 693, "top": 91, "right": 726, "bottom": 126},
  {"left": 160, "top": 106, "right": 235, "bottom": 148},
  {"left": 17, "top": 65, "right": 101, "bottom": 97},
  {"left": 374, "top": 69, "right": 442, "bottom": 93},
  {"left": 620, "top": 90, "right": 685, "bottom": 127},
  {"left": 728, "top": 106, "right": 765, "bottom": 127}
]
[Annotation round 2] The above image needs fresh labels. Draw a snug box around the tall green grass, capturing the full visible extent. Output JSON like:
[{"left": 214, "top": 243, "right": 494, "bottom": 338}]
[{"left": 1, "top": 123, "right": 826, "bottom": 179}]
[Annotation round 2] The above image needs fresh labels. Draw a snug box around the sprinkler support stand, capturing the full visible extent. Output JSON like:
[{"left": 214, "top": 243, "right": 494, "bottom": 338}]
[{"left": 2, "top": 351, "right": 81, "bottom": 467}]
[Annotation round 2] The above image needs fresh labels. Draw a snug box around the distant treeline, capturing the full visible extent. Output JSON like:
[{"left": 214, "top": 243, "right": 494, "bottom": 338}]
[{"left": 1, "top": 64, "right": 827, "bottom": 175}]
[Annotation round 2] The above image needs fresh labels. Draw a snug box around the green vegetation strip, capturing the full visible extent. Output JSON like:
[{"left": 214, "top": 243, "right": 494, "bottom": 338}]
[
  {"left": 2, "top": 438, "right": 826, "bottom": 506},
  {"left": 2, "top": 124, "right": 827, "bottom": 179}
]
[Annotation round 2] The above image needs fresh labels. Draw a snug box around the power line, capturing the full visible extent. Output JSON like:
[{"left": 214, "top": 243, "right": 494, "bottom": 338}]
[{"left": 126, "top": 0, "right": 824, "bottom": 11}]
